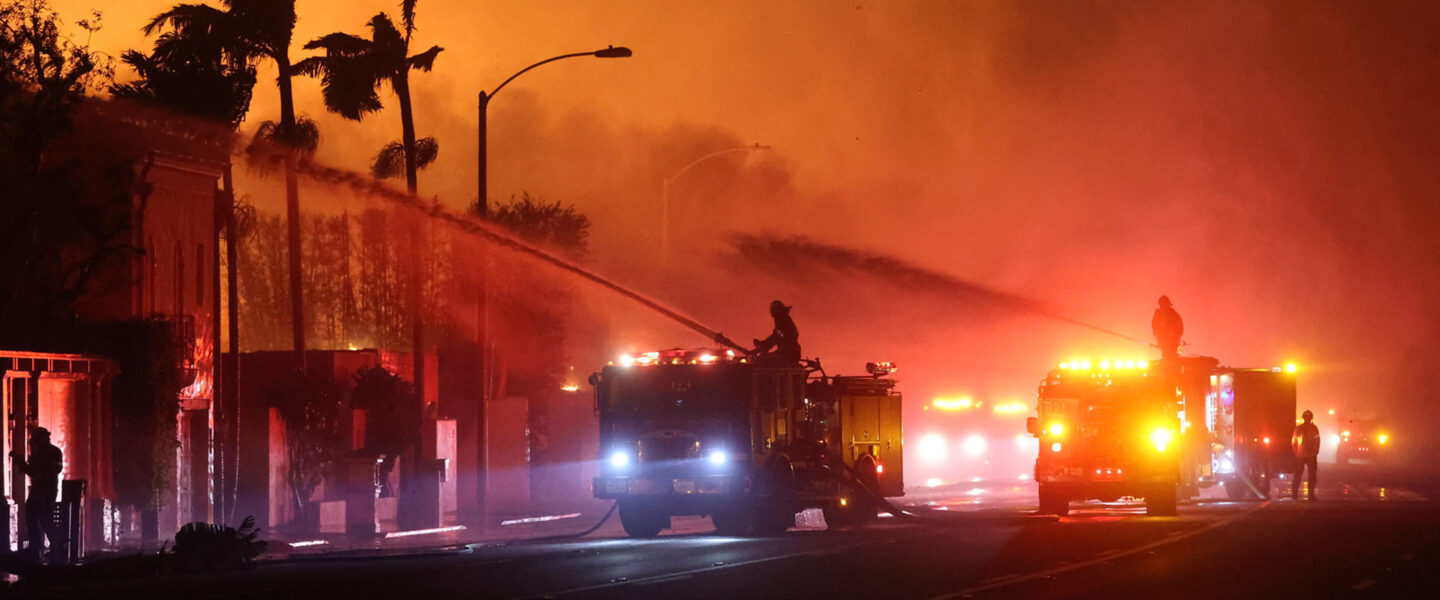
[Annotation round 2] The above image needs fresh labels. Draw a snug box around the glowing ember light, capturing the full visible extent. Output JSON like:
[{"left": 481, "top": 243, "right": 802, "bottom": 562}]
[
  {"left": 560, "top": 384, "right": 580, "bottom": 392},
  {"left": 839, "top": 498, "right": 848, "bottom": 507},
  {"left": 932, "top": 397, "right": 974, "bottom": 411}
]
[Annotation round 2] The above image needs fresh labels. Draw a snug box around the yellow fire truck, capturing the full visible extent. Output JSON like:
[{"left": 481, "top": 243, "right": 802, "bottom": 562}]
[
  {"left": 590, "top": 349, "right": 903, "bottom": 537},
  {"left": 1028, "top": 356, "right": 1296, "bottom": 516}
]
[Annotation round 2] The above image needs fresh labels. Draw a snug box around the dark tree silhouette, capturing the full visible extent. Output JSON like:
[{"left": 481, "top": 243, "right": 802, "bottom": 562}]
[
  {"left": 293, "top": 0, "right": 442, "bottom": 193},
  {"left": 145, "top": 0, "right": 312, "bottom": 360}
]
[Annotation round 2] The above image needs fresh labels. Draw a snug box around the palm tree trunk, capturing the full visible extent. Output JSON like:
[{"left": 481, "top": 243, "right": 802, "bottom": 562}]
[
  {"left": 222, "top": 163, "right": 241, "bottom": 524},
  {"left": 396, "top": 72, "right": 425, "bottom": 406},
  {"left": 277, "top": 53, "right": 306, "bottom": 369}
]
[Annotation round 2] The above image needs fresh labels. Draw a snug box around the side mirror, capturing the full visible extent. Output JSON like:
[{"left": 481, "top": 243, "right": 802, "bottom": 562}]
[
  {"left": 1025, "top": 417, "right": 1039, "bottom": 435},
  {"left": 587, "top": 373, "right": 600, "bottom": 386}
]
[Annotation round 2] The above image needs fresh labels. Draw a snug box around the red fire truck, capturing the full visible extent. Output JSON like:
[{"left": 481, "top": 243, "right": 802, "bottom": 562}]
[
  {"left": 1028, "top": 356, "right": 1296, "bottom": 516},
  {"left": 590, "top": 349, "right": 904, "bottom": 537}
]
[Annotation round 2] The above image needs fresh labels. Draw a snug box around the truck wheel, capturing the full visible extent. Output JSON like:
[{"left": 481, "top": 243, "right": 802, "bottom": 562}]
[
  {"left": 619, "top": 501, "right": 667, "bottom": 538},
  {"left": 753, "top": 462, "right": 798, "bottom": 535},
  {"left": 1146, "top": 485, "right": 1178, "bottom": 516},
  {"left": 1038, "top": 484, "right": 1068, "bottom": 516},
  {"left": 1224, "top": 478, "right": 1250, "bottom": 500},
  {"left": 711, "top": 506, "right": 750, "bottom": 536}
]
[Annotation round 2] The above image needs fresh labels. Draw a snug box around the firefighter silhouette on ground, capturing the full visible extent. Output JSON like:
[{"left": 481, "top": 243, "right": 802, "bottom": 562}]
[
  {"left": 12, "top": 427, "right": 64, "bottom": 561},
  {"left": 754, "top": 300, "right": 801, "bottom": 364},
  {"left": 1152, "top": 295, "right": 1184, "bottom": 360},
  {"left": 1291, "top": 409, "right": 1321, "bottom": 500}
]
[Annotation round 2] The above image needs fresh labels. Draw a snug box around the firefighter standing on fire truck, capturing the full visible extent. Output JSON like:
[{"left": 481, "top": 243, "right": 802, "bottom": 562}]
[
  {"left": 1291, "top": 410, "right": 1321, "bottom": 499},
  {"left": 1152, "top": 295, "right": 1184, "bottom": 360},
  {"left": 754, "top": 300, "right": 801, "bottom": 364}
]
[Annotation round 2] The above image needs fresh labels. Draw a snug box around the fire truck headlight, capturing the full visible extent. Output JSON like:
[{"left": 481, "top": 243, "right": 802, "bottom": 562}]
[
  {"left": 962, "top": 434, "right": 987, "bottom": 457},
  {"left": 1150, "top": 428, "right": 1174, "bottom": 452},
  {"left": 918, "top": 433, "right": 947, "bottom": 462},
  {"left": 708, "top": 450, "right": 728, "bottom": 465},
  {"left": 609, "top": 451, "right": 632, "bottom": 469}
]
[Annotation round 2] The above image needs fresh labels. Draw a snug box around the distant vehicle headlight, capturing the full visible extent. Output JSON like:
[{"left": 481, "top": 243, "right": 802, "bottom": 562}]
[
  {"left": 962, "top": 434, "right": 987, "bottom": 457},
  {"left": 609, "top": 451, "right": 631, "bottom": 469},
  {"left": 708, "top": 450, "right": 728, "bottom": 465},
  {"left": 918, "top": 433, "right": 947, "bottom": 462}
]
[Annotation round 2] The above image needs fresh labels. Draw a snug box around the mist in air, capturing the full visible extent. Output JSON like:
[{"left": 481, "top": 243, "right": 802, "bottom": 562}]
[{"left": 72, "top": 0, "right": 1440, "bottom": 452}]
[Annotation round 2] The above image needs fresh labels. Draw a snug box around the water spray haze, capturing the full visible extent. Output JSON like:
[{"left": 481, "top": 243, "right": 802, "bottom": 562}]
[{"left": 728, "top": 233, "right": 1147, "bottom": 345}]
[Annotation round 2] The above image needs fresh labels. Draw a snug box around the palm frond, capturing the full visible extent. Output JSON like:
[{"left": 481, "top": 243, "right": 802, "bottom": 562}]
[
  {"left": 301, "top": 32, "right": 372, "bottom": 55},
  {"left": 400, "top": 0, "right": 418, "bottom": 38},
  {"left": 407, "top": 46, "right": 443, "bottom": 72},
  {"left": 370, "top": 136, "right": 438, "bottom": 179},
  {"left": 143, "top": 3, "right": 229, "bottom": 36},
  {"left": 371, "top": 141, "right": 405, "bottom": 179}
]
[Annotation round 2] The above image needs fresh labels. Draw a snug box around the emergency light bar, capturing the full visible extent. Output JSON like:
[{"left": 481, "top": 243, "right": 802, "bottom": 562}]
[
  {"left": 866, "top": 361, "right": 896, "bottom": 376},
  {"left": 610, "top": 348, "right": 743, "bottom": 367}
]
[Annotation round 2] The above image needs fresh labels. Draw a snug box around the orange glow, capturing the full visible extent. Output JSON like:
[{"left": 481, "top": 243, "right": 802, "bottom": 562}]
[{"left": 1047, "top": 423, "right": 1064, "bottom": 436}]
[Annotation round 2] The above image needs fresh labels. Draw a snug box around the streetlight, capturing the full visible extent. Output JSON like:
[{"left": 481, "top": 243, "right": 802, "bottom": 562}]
[
  {"left": 661, "top": 143, "right": 770, "bottom": 265},
  {"left": 476, "top": 45, "right": 632, "bottom": 215},
  {"left": 471, "top": 45, "right": 629, "bottom": 518}
]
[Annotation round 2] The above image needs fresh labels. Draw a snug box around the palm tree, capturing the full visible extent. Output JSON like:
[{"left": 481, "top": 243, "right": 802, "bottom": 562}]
[
  {"left": 296, "top": 2, "right": 442, "bottom": 441},
  {"left": 145, "top": 0, "right": 311, "bottom": 364},
  {"left": 294, "top": 1, "right": 443, "bottom": 194}
]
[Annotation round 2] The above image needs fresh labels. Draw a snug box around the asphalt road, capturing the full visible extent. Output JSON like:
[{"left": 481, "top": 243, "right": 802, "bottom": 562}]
[{"left": 21, "top": 464, "right": 1440, "bottom": 599}]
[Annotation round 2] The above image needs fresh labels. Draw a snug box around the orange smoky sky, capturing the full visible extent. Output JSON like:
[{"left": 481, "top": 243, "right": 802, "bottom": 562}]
[{"left": 51, "top": 1, "right": 1440, "bottom": 430}]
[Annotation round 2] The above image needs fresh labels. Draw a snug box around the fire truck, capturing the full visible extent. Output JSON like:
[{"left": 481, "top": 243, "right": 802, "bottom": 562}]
[
  {"left": 1028, "top": 356, "right": 1296, "bottom": 516},
  {"left": 589, "top": 348, "right": 904, "bottom": 537}
]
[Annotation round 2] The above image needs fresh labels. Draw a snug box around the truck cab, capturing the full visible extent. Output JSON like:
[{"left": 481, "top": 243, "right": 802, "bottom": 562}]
[
  {"left": 1029, "top": 359, "right": 1181, "bottom": 516},
  {"left": 591, "top": 349, "right": 902, "bottom": 537}
]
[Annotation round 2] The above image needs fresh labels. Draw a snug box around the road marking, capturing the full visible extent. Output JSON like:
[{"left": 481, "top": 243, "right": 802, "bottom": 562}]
[
  {"left": 522, "top": 528, "right": 942, "bottom": 598},
  {"left": 927, "top": 503, "right": 1268, "bottom": 599}
]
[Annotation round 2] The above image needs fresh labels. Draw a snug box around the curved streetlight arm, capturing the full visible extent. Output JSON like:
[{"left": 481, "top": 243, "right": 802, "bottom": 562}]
[
  {"left": 489, "top": 52, "right": 597, "bottom": 99},
  {"left": 661, "top": 144, "right": 770, "bottom": 266},
  {"left": 666, "top": 144, "right": 772, "bottom": 184}
]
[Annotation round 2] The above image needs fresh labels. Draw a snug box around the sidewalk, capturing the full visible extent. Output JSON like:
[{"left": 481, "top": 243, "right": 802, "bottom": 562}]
[{"left": 256, "top": 503, "right": 620, "bottom": 562}]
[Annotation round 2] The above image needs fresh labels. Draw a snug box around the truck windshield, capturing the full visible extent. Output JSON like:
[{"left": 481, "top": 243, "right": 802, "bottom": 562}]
[{"left": 603, "top": 366, "right": 748, "bottom": 416}]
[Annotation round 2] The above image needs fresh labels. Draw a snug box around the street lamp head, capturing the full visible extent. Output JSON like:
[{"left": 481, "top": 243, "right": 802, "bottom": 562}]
[{"left": 594, "top": 45, "right": 632, "bottom": 58}]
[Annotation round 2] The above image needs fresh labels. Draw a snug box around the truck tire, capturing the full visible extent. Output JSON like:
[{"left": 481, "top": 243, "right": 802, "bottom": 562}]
[
  {"left": 753, "top": 461, "right": 798, "bottom": 535},
  {"left": 711, "top": 506, "right": 750, "bottom": 536},
  {"left": 1224, "top": 478, "right": 1251, "bottom": 500},
  {"left": 619, "top": 501, "right": 667, "bottom": 538},
  {"left": 1038, "top": 484, "right": 1069, "bottom": 516},
  {"left": 1146, "top": 485, "right": 1178, "bottom": 516}
]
